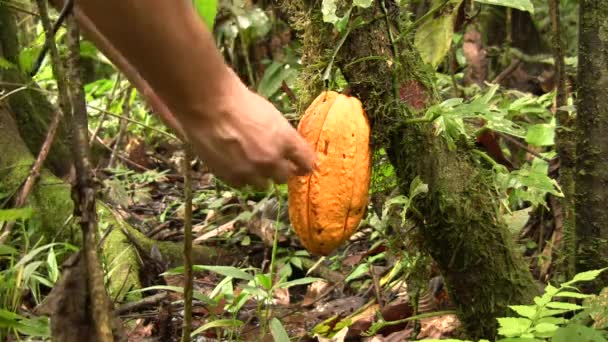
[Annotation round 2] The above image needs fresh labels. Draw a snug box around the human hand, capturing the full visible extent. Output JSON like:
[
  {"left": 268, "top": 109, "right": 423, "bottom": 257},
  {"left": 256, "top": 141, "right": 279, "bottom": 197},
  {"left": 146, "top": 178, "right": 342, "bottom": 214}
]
[{"left": 180, "top": 71, "right": 316, "bottom": 189}]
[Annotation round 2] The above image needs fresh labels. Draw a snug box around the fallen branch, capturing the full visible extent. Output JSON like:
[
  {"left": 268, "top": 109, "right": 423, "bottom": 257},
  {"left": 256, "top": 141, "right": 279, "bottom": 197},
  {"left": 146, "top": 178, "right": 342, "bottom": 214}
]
[{"left": 116, "top": 292, "right": 168, "bottom": 315}]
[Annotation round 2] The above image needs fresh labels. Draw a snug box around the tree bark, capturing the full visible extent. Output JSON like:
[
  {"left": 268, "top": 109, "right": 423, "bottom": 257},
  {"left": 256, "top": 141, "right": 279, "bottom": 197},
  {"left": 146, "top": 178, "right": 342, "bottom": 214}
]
[
  {"left": 0, "top": 3, "right": 73, "bottom": 177},
  {"left": 282, "top": 1, "right": 538, "bottom": 339},
  {"left": 575, "top": 0, "right": 608, "bottom": 291}
]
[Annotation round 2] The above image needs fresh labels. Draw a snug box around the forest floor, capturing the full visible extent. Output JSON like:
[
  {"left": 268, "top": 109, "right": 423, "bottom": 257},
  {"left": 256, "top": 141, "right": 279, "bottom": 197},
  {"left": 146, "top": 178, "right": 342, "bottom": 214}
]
[{"left": 97, "top": 136, "right": 464, "bottom": 341}]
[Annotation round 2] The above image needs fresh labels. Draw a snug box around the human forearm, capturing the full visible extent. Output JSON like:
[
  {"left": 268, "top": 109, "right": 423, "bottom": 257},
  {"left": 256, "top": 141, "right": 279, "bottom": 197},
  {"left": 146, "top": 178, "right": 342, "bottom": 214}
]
[{"left": 68, "top": 0, "right": 240, "bottom": 124}]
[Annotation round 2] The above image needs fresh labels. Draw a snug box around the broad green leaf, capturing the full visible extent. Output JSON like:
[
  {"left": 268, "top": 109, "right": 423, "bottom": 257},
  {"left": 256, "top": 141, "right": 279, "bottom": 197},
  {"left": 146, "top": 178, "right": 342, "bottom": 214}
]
[
  {"left": 257, "top": 62, "right": 298, "bottom": 99},
  {"left": 321, "top": 0, "right": 351, "bottom": 32},
  {"left": 14, "top": 316, "right": 50, "bottom": 337},
  {"left": 269, "top": 317, "right": 290, "bottom": 342},
  {"left": 414, "top": 0, "right": 464, "bottom": 69},
  {"left": 193, "top": 0, "right": 218, "bottom": 31},
  {"left": 496, "top": 317, "right": 532, "bottom": 337},
  {"left": 525, "top": 122, "right": 555, "bottom": 147},
  {"left": 18, "top": 47, "right": 40, "bottom": 74},
  {"left": 509, "top": 305, "right": 536, "bottom": 318},
  {"left": 255, "top": 273, "right": 272, "bottom": 290},
  {"left": 354, "top": 0, "right": 374, "bottom": 8},
  {"left": 474, "top": 0, "right": 534, "bottom": 13},
  {"left": 0, "top": 244, "right": 18, "bottom": 255},
  {"left": 532, "top": 322, "right": 559, "bottom": 335},
  {"left": 0, "top": 207, "right": 33, "bottom": 222},
  {"left": 322, "top": 0, "right": 340, "bottom": 24},
  {"left": 552, "top": 324, "right": 608, "bottom": 342},
  {"left": 190, "top": 319, "right": 243, "bottom": 337}
]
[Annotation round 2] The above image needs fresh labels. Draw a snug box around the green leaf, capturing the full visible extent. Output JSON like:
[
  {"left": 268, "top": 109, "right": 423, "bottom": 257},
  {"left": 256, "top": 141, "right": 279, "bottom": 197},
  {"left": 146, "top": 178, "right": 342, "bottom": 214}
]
[
  {"left": 552, "top": 324, "right": 608, "bottom": 342},
  {"left": 509, "top": 305, "right": 536, "bottom": 319},
  {"left": 14, "top": 316, "right": 50, "bottom": 337},
  {"left": 18, "top": 47, "right": 41, "bottom": 74},
  {"left": 353, "top": 0, "right": 374, "bottom": 8},
  {"left": 190, "top": 319, "right": 243, "bottom": 337},
  {"left": 0, "top": 207, "right": 33, "bottom": 222},
  {"left": 255, "top": 273, "right": 273, "bottom": 290},
  {"left": 538, "top": 308, "right": 571, "bottom": 318},
  {"left": 321, "top": 0, "right": 351, "bottom": 32},
  {"left": 193, "top": 0, "right": 218, "bottom": 31},
  {"left": 0, "top": 244, "right": 18, "bottom": 255},
  {"left": 545, "top": 301, "right": 584, "bottom": 311},
  {"left": 15, "top": 243, "right": 63, "bottom": 268},
  {"left": 345, "top": 263, "right": 369, "bottom": 282},
  {"left": 257, "top": 62, "right": 298, "bottom": 99},
  {"left": 525, "top": 122, "right": 555, "bottom": 147},
  {"left": 414, "top": 0, "right": 464, "bottom": 69},
  {"left": 532, "top": 322, "right": 559, "bottom": 335},
  {"left": 0, "top": 57, "right": 15, "bottom": 70},
  {"left": 269, "top": 317, "right": 290, "bottom": 342},
  {"left": 564, "top": 268, "right": 608, "bottom": 286},
  {"left": 276, "top": 277, "right": 323, "bottom": 289},
  {"left": 536, "top": 317, "right": 566, "bottom": 325},
  {"left": 496, "top": 317, "right": 532, "bottom": 338},
  {"left": 473, "top": 0, "right": 534, "bottom": 13},
  {"left": 556, "top": 291, "right": 592, "bottom": 299}
]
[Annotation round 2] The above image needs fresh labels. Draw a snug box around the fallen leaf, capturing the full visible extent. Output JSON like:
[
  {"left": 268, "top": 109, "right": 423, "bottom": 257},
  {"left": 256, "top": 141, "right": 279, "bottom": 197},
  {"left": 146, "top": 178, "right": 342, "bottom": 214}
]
[{"left": 302, "top": 280, "right": 331, "bottom": 307}]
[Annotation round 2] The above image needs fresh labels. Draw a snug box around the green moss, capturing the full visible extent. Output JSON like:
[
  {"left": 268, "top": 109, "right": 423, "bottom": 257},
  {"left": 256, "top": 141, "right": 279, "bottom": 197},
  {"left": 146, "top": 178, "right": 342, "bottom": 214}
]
[
  {"left": 0, "top": 109, "right": 76, "bottom": 244},
  {"left": 0, "top": 3, "right": 73, "bottom": 177},
  {"left": 101, "top": 228, "right": 142, "bottom": 302}
]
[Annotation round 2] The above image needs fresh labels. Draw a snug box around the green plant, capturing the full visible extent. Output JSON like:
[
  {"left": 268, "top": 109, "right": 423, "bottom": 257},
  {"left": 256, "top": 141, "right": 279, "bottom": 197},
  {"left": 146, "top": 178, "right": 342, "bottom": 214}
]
[
  {"left": 425, "top": 268, "right": 608, "bottom": 342},
  {"left": 0, "top": 208, "right": 76, "bottom": 340}
]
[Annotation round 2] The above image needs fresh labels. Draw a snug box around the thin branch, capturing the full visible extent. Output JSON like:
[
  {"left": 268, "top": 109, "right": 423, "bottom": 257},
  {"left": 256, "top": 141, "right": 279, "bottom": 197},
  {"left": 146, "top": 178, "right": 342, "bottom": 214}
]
[
  {"left": 108, "top": 86, "right": 134, "bottom": 168},
  {"left": 548, "top": 0, "right": 567, "bottom": 108},
  {"left": 181, "top": 144, "right": 194, "bottom": 342},
  {"left": 492, "top": 59, "right": 522, "bottom": 84},
  {"left": 30, "top": 0, "right": 74, "bottom": 76},
  {"left": 116, "top": 292, "right": 168, "bottom": 315},
  {"left": 71, "top": 11, "right": 119, "bottom": 341},
  {"left": 0, "top": 81, "right": 179, "bottom": 141},
  {"left": 89, "top": 73, "right": 123, "bottom": 147}
]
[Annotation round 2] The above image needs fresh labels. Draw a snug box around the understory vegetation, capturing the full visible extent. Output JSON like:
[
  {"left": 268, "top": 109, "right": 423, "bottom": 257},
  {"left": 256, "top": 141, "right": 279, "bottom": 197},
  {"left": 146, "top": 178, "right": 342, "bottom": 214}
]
[{"left": 0, "top": 0, "right": 607, "bottom": 341}]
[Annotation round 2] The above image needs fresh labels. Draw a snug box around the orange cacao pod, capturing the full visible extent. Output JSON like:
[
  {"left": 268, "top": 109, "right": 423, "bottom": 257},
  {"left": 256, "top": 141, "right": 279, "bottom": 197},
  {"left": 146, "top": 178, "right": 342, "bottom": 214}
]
[{"left": 287, "top": 91, "right": 371, "bottom": 256}]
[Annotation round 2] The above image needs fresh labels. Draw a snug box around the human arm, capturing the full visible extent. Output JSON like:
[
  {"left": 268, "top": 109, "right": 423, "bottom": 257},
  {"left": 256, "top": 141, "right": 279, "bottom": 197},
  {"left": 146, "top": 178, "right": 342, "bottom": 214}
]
[{"left": 48, "top": 0, "right": 315, "bottom": 187}]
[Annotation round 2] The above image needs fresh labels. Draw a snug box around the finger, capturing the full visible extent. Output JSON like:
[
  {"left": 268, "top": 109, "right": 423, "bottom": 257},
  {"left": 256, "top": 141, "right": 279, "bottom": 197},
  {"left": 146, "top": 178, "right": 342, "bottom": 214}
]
[
  {"left": 266, "top": 158, "right": 291, "bottom": 184},
  {"left": 282, "top": 132, "right": 316, "bottom": 175}
]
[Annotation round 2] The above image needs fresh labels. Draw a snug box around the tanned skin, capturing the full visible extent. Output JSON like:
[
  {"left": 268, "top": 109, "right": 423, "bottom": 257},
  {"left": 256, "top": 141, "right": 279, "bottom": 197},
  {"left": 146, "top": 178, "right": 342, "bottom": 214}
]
[{"left": 47, "top": 0, "right": 316, "bottom": 188}]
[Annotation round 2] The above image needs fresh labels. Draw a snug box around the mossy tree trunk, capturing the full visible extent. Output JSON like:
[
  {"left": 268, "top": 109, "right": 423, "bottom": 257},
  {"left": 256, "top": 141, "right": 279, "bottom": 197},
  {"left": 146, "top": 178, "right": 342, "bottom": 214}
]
[
  {"left": 283, "top": 1, "right": 538, "bottom": 339},
  {"left": 0, "top": 3, "right": 73, "bottom": 178},
  {"left": 574, "top": 0, "right": 608, "bottom": 291}
]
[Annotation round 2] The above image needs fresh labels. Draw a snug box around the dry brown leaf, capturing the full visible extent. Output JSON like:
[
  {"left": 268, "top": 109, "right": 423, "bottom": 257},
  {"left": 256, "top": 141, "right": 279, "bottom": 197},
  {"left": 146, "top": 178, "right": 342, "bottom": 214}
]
[
  {"left": 417, "top": 314, "right": 460, "bottom": 339},
  {"left": 301, "top": 280, "right": 331, "bottom": 307},
  {"left": 273, "top": 287, "right": 290, "bottom": 306}
]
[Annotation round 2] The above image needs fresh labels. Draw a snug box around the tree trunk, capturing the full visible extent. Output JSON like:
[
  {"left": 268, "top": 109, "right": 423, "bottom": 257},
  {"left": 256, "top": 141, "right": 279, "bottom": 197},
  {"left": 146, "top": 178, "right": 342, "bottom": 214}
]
[
  {"left": 282, "top": 1, "right": 538, "bottom": 339},
  {"left": 0, "top": 3, "right": 73, "bottom": 178},
  {"left": 575, "top": 0, "right": 608, "bottom": 291}
]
